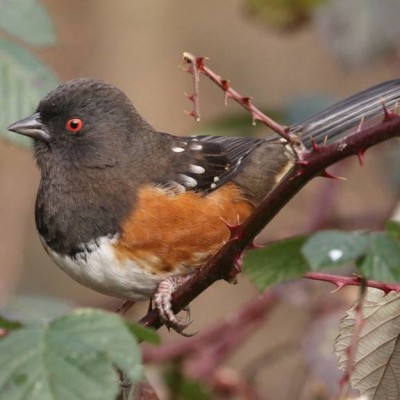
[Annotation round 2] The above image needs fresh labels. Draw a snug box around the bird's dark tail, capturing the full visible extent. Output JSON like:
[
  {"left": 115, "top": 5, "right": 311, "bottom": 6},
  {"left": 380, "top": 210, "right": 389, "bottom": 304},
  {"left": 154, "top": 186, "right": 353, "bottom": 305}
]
[{"left": 288, "top": 79, "right": 400, "bottom": 149}]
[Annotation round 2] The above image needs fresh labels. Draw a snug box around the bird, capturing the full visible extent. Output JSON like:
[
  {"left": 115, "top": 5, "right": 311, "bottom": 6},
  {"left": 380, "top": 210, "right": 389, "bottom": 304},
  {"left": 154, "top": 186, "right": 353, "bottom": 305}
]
[{"left": 8, "top": 78, "right": 400, "bottom": 332}]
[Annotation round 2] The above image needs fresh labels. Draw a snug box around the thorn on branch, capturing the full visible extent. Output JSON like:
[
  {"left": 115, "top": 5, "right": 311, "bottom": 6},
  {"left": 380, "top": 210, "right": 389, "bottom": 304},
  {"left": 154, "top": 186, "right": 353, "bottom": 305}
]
[
  {"left": 246, "top": 241, "right": 264, "bottom": 251},
  {"left": 330, "top": 282, "right": 348, "bottom": 293},
  {"left": 224, "top": 91, "right": 233, "bottom": 106},
  {"left": 319, "top": 169, "right": 346, "bottom": 180},
  {"left": 242, "top": 97, "right": 252, "bottom": 107},
  {"left": 356, "top": 116, "right": 365, "bottom": 133},
  {"left": 225, "top": 241, "right": 263, "bottom": 283},
  {"left": 184, "top": 110, "right": 199, "bottom": 120},
  {"left": 310, "top": 138, "right": 320, "bottom": 153},
  {"left": 356, "top": 148, "right": 366, "bottom": 166},
  {"left": 221, "top": 79, "right": 230, "bottom": 91},
  {"left": 221, "top": 217, "right": 243, "bottom": 241},
  {"left": 227, "top": 242, "right": 263, "bottom": 283},
  {"left": 226, "top": 256, "right": 243, "bottom": 283},
  {"left": 295, "top": 160, "right": 309, "bottom": 167},
  {"left": 185, "top": 92, "right": 195, "bottom": 103},
  {"left": 221, "top": 80, "right": 232, "bottom": 106},
  {"left": 381, "top": 98, "right": 397, "bottom": 121},
  {"left": 195, "top": 56, "right": 206, "bottom": 71}
]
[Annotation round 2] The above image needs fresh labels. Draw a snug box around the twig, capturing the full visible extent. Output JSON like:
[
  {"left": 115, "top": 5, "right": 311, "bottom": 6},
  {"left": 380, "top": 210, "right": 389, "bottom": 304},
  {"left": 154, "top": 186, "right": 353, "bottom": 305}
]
[
  {"left": 182, "top": 52, "right": 294, "bottom": 142},
  {"left": 304, "top": 272, "right": 400, "bottom": 294},
  {"left": 183, "top": 54, "right": 201, "bottom": 121}
]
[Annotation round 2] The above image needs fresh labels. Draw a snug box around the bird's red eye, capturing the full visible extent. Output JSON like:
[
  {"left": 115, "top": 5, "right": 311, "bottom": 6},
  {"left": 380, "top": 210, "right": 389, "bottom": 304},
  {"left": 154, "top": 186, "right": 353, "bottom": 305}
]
[{"left": 66, "top": 118, "right": 83, "bottom": 133}]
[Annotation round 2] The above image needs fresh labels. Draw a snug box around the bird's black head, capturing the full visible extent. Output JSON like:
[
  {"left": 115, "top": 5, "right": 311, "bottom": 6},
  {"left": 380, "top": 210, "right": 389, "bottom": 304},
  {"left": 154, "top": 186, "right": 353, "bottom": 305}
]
[{"left": 8, "top": 78, "right": 154, "bottom": 170}]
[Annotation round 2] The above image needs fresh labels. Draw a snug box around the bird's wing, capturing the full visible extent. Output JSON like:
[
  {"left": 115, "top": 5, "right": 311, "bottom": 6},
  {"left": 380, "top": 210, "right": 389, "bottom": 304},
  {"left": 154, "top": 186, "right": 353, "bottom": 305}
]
[{"left": 157, "top": 134, "right": 264, "bottom": 193}]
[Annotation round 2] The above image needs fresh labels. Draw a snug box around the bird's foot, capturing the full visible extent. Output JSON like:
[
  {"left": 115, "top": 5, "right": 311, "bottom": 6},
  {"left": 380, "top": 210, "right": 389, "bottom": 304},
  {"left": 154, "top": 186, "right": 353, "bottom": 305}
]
[
  {"left": 154, "top": 275, "right": 197, "bottom": 336},
  {"left": 116, "top": 300, "right": 136, "bottom": 315}
]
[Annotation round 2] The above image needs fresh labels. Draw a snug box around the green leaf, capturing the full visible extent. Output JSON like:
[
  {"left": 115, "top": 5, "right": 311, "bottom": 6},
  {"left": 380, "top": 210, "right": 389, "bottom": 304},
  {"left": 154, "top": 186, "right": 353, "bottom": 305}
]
[
  {"left": 0, "top": 0, "right": 56, "bottom": 46},
  {"left": 0, "top": 316, "right": 22, "bottom": 331},
  {"left": 164, "top": 367, "right": 210, "bottom": 400},
  {"left": 0, "top": 309, "right": 143, "bottom": 400},
  {"left": 302, "top": 230, "right": 369, "bottom": 271},
  {"left": 0, "top": 38, "right": 58, "bottom": 148},
  {"left": 359, "top": 232, "right": 400, "bottom": 282},
  {"left": 244, "top": 236, "right": 309, "bottom": 291},
  {"left": 385, "top": 220, "right": 400, "bottom": 241},
  {"left": 125, "top": 321, "right": 160, "bottom": 345},
  {"left": 1, "top": 295, "right": 73, "bottom": 325}
]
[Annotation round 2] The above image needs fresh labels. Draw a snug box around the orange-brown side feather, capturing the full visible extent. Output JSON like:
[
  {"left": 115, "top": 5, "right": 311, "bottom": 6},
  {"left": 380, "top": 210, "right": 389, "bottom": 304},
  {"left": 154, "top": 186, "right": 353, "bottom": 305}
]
[{"left": 113, "top": 183, "right": 254, "bottom": 275}]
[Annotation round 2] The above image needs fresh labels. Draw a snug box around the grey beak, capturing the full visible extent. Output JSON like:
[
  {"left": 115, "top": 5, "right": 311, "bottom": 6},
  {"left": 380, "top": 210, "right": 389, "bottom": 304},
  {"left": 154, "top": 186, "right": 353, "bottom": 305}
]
[{"left": 8, "top": 112, "right": 50, "bottom": 142}]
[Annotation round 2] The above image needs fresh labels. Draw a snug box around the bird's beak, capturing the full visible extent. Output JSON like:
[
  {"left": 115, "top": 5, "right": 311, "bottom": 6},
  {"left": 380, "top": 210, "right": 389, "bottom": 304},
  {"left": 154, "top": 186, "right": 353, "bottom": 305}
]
[{"left": 8, "top": 112, "right": 50, "bottom": 142}]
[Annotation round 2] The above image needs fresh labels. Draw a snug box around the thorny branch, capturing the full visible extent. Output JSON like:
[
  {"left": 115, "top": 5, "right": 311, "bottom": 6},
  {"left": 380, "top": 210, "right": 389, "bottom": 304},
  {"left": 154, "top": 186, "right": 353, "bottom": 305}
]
[
  {"left": 305, "top": 272, "right": 400, "bottom": 294},
  {"left": 139, "top": 54, "right": 400, "bottom": 332},
  {"left": 182, "top": 52, "right": 294, "bottom": 142}
]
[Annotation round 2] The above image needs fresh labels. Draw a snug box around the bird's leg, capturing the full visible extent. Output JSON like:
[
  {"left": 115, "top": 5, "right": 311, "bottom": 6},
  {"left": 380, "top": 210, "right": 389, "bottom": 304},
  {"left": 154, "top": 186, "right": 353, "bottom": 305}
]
[
  {"left": 116, "top": 300, "right": 136, "bottom": 315},
  {"left": 154, "top": 274, "right": 195, "bottom": 336},
  {"left": 182, "top": 304, "right": 191, "bottom": 325},
  {"left": 147, "top": 297, "right": 153, "bottom": 313}
]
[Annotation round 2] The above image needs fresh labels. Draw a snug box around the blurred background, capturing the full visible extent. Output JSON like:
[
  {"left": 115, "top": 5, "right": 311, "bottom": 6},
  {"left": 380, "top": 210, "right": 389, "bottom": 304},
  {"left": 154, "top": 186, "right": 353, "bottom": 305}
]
[{"left": 1, "top": 1, "right": 400, "bottom": 398}]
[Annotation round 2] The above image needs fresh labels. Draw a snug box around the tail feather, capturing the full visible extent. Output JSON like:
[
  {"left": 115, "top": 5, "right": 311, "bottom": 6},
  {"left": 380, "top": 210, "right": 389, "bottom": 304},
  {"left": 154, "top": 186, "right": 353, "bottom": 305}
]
[{"left": 288, "top": 79, "right": 400, "bottom": 149}]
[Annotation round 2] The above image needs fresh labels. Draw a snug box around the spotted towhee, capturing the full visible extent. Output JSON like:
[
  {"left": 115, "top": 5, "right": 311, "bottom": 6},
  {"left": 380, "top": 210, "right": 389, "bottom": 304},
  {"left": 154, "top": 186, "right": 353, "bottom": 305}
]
[{"left": 8, "top": 78, "right": 400, "bottom": 330}]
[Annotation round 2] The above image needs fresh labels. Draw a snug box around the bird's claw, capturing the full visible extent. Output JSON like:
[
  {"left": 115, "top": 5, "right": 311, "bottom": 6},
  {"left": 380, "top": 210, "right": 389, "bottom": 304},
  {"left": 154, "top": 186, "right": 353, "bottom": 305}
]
[{"left": 153, "top": 275, "right": 197, "bottom": 336}]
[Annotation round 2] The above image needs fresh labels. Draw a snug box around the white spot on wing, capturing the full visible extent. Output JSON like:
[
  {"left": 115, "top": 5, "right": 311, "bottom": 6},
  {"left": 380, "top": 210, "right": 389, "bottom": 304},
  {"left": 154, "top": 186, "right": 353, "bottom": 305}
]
[
  {"left": 329, "top": 249, "right": 343, "bottom": 262},
  {"left": 178, "top": 174, "right": 197, "bottom": 187},
  {"left": 213, "top": 176, "right": 220, "bottom": 182},
  {"left": 210, "top": 183, "right": 217, "bottom": 189},
  {"left": 166, "top": 181, "right": 186, "bottom": 194},
  {"left": 189, "top": 143, "right": 203, "bottom": 151},
  {"left": 189, "top": 164, "right": 205, "bottom": 174},
  {"left": 172, "top": 146, "right": 185, "bottom": 153}
]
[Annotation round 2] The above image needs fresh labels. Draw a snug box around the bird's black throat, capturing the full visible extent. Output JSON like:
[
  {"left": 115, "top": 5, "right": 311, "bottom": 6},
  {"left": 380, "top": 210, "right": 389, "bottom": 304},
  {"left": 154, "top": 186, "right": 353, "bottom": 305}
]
[{"left": 35, "top": 161, "right": 135, "bottom": 258}]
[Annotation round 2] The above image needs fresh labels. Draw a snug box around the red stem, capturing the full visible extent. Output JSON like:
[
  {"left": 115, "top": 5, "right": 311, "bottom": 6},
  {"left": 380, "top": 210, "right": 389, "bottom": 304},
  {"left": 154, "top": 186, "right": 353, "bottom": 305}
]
[
  {"left": 304, "top": 272, "right": 400, "bottom": 293},
  {"left": 182, "top": 52, "right": 293, "bottom": 142}
]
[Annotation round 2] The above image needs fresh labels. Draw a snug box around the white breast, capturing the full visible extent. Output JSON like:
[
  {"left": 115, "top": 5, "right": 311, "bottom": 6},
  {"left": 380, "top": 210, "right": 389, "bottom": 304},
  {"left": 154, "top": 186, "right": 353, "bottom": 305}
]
[{"left": 41, "top": 236, "right": 162, "bottom": 301}]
